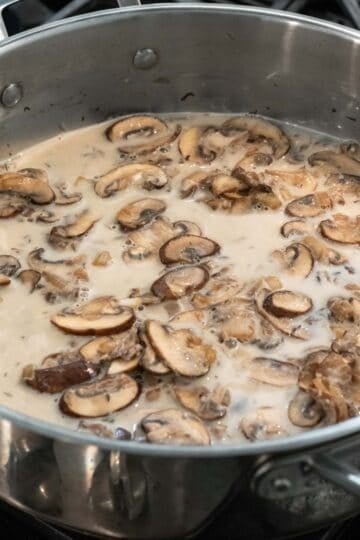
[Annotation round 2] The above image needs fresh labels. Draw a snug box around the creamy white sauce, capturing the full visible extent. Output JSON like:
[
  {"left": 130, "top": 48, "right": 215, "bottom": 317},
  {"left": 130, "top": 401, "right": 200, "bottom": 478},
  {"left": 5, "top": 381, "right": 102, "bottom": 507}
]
[{"left": 0, "top": 113, "right": 358, "bottom": 444}]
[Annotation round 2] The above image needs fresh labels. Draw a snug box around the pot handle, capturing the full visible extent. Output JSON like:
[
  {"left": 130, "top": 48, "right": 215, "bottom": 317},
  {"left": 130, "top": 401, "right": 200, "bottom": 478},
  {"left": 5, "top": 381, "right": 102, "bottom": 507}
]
[{"left": 0, "top": 0, "right": 19, "bottom": 40}]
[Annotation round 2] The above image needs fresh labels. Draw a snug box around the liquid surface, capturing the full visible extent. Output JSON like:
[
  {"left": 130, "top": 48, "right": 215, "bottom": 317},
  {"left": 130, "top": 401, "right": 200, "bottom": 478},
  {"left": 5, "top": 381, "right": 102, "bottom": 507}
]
[{"left": 0, "top": 113, "right": 358, "bottom": 445}]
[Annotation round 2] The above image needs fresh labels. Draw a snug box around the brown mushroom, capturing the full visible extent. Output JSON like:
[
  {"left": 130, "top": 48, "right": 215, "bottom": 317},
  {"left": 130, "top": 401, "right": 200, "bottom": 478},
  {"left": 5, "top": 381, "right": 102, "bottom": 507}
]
[
  {"left": 328, "top": 297, "right": 360, "bottom": 324},
  {"left": 107, "top": 115, "right": 179, "bottom": 153},
  {"left": 273, "top": 243, "right": 314, "bottom": 278},
  {"left": 60, "top": 373, "right": 139, "bottom": 417},
  {"left": 123, "top": 217, "right": 175, "bottom": 262},
  {"left": 0, "top": 275, "right": 10, "bottom": 286},
  {"left": 151, "top": 266, "right": 209, "bottom": 300},
  {"left": 341, "top": 141, "right": 360, "bottom": 161},
  {"left": 17, "top": 269, "right": 41, "bottom": 292},
  {"left": 192, "top": 273, "right": 243, "bottom": 308},
  {"left": 240, "top": 407, "right": 287, "bottom": 441},
  {"left": 249, "top": 357, "right": 299, "bottom": 386},
  {"left": 286, "top": 192, "right": 332, "bottom": 218},
  {"left": 51, "top": 296, "right": 135, "bottom": 335},
  {"left": 222, "top": 116, "right": 290, "bottom": 159},
  {"left": 140, "top": 331, "right": 170, "bottom": 374},
  {"left": 145, "top": 320, "right": 215, "bottom": 377},
  {"left": 95, "top": 163, "right": 168, "bottom": 198},
  {"left": 0, "top": 255, "right": 20, "bottom": 276},
  {"left": 210, "top": 174, "right": 249, "bottom": 198},
  {"left": 308, "top": 150, "right": 360, "bottom": 177},
  {"left": 23, "top": 351, "right": 100, "bottom": 393},
  {"left": 116, "top": 198, "right": 166, "bottom": 231},
  {"left": 280, "top": 220, "right": 311, "bottom": 238},
  {"left": 234, "top": 152, "right": 273, "bottom": 171},
  {"left": 172, "top": 220, "right": 202, "bottom": 236},
  {"left": 0, "top": 170, "right": 55, "bottom": 204},
  {"left": 180, "top": 171, "right": 213, "bottom": 198},
  {"left": 159, "top": 234, "right": 220, "bottom": 265},
  {"left": 301, "top": 235, "right": 347, "bottom": 265},
  {"left": 0, "top": 197, "right": 24, "bottom": 218},
  {"left": 54, "top": 186, "right": 82, "bottom": 205},
  {"left": 141, "top": 408, "right": 210, "bottom": 445},
  {"left": 92, "top": 251, "right": 112, "bottom": 267},
  {"left": 319, "top": 214, "right": 360, "bottom": 244},
  {"left": 263, "top": 291, "right": 313, "bottom": 318},
  {"left": 178, "top": 127, "right": 216, "bottom": 164},
  {"left": 49, "top": 211, "right": 98, "bottom": 249},
  {"left": 174, "top": 384, "right": 230, "bottom": 420},
  {"left": 288, "top": 390, "right": 324, "bottom": 427},
  {"left": 265, "top": 169, "right": 318, "bottom": 196},
  {"left": 170, "top": 309, "right": 208, "bottom": 327}
]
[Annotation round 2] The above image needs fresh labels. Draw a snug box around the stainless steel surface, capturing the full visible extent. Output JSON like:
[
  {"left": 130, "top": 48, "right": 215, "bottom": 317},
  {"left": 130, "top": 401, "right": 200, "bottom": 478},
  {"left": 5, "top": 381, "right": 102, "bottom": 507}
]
[
  {"left": 133, "top": 47, "right": 159, "bottom": 69},
  {"left": 0, "top": 82, "right": 22, "bottom": 107},
  {"left": 0, "top": 5, "right": 359, "bottom": 537}
]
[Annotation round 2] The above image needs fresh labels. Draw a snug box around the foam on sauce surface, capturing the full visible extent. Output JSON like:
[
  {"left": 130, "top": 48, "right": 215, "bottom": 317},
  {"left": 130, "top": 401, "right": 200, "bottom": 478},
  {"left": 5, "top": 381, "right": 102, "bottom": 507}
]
[{"left": 0, "top": 113, "right": 358, "bottom": 444}]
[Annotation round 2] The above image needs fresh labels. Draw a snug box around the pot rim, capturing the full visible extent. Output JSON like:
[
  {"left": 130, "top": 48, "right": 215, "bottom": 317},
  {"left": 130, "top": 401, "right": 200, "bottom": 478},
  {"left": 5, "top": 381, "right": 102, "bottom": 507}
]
[{"left": 0, "top": 4, "right": 359, "bottom": 457}]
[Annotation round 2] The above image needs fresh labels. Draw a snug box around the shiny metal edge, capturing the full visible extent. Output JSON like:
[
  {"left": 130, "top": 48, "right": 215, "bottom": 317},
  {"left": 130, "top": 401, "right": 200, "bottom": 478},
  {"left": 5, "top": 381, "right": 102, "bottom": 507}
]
[{"left": 0, "top": 4, "right": 359, "bottom": 457}]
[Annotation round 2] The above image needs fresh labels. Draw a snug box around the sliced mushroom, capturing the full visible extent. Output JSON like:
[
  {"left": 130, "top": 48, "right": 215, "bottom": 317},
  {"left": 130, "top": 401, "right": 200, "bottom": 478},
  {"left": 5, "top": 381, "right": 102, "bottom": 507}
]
[
  {"left": 288, "top": 390, "right": 324, "bottom": 427},
  {"left": 0, "top": 170, "right": 55, "bottom": 204},
  {"left": 92, "top": 251, "right": 112, "bottom": 267},
  {"left": 171, "top": 309, "right": 208, "bottom": 327},
  {"left": 273, "top": 243, "right": 314, "bottom": 278},
  {"left": 0, "top": 275, "right": 10, "bottom": 286},
  {"left": 123, "top": 217, "right": 175, "bottom": 262},
  {"left": 280, "top": 220, "right": 311, "bottom": 238},
  {"left": 341, "top": 141, "right": 360, "bottom": 161},
  {"left": 141, "top": 408, "right": 210, "bottom": 445},
  {"left": 263, "top": 291, "right": 313, "bottom": 318},
  {"left": 17, "top": 269, "right": 41, "bottom": 292},
  {"left": 54, "top": 185, "right": 82, "bottom": 205},
  {"left": 301, "top": 235, "right": 347, "bottom": 265},
  {"left": 145, "top": 320, "right": 215, "bottom": 377},
  {"left": 140, "top": 331, "right": 170, "bottom": 374},
  {"left": 265, "top": 169, "right": 318, "bottom": 196},
  {"left": 178, "top": 127, "right": 216, "bottom": 164},
  {"left": 174, "top": 384, "right": 230, "bottom": 420},
  {"left": 35, "top": 210, "right": 59, "bottom": 224},
  {"left": 192, "top": 275, "right": 243, "bottom": 309},
  {"left": 222, "top": 116, "right": 290, "bottom": 159},
  {"left": 151, "top": 266, "right": 209, "bottom": 300},
  {"left": 0, "top": 255, "right": 20, "bottom": 276},
  {"left": 250, "top": 357, "right": 298, "bottom": 386},
  {"left": 286, "top": 192, "right": 332, "bottom": 218},
  {"left": 210, "top": 174, "right": 249, "bottom": 198},
  {"left": 95, "top": 163, "right": 168, "bottom": 198},
  {"left": 308, "top": 150, "right": 360, "bottom": 177},
  {"left": 49, "top": 211, "right": 98, "bottom": 249},
  {"left": 107, "top": 115, "right": 179, "bottom": 153},
  {"left": 51, "top": 296, "right": 135, "bottom": 335},
  {"left": 0, "top": 198, "right": 24, "bottom": 218},
  {"left": 240, "top": 407, "right": 287, "bottom": 441},
  {"left": 60, "top": 373, "right": 139, "bottom": 417},
  {"left": 180, "top": 171, "right": 213, "bottom": 198},
  {"left": 319, "top": 214, "right": 360, "bottom": 244},
  {"left": 328, "top": 297, "right": 360, "bottom": 324},
  {"left": 116, "top": 198, "right": 166, "bottom": 231},
  {"left": 172, "top": 220, "right": 202, "bottom": 236},
  {"left": 234, "top": 152, "right": 273, "bottom": 171},
  {"left": 159, "top": 234, "right": 220, "bottom": 265},
  {"left": 255, "top": 288, "right": 309, "bottom": 340},
  {"left": 23, "top": 351, "right": 100, "bottom": 393}
]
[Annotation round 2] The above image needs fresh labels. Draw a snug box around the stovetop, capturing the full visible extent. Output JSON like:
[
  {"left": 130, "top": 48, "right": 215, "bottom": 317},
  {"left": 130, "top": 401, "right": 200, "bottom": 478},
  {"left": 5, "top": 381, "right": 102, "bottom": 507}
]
[{"left": 1, "top": 0, "right": 360, "bottom": 539}]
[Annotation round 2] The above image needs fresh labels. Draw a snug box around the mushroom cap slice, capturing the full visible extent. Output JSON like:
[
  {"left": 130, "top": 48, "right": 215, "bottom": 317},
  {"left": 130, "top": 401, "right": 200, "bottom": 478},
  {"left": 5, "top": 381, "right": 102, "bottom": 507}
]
[
  {"left": 0, "top": 255, "right": 20, "bottom": 276},
  {"left": 54, "top": 187, "right": 82, "bottom": 205},
  {"left": 273, "top": 242, "right": 314, "bottom": 278},
  {"left": 210, "top": 174, "right": 249, "bottom": 198},
  {"left": 95, "top": 163, "right": 168, "bottom": 198},
  {"left": 23, "top": 353, "right": 100, "bottom": 394},
  {"left": 288, "top": 390, "right": 324, "bottom": 427},
  {"left": 280, "top": 220, "right": 311, "bottom": 238},
  {"left": 51, "top": 296, "right": 135, "bottom": 335},
  {"left": 141, "top": 408, "right": 210, "bottom": 445},
  {"left": 286, "top": 192, "right": 332, "bottom": 218},
  {"left": 222, "top": 116, "right": 290, "bottom": 159},
  {"left": 151, "top": 266, "right": 209, "bottom": 300},
  {"left": 328, "top": 296, "right": 360, "bottom": 324},
  {"left": 140, "top": 331, "right": 170, "bottom": 374},
  {"left": 301, "top": 235, "right": 347, "bottom": 265},
  {"left": 263, "top": 291, "right": 313, "bottom": 318},
  {"left": 178, "top": 127, "right": 216, "bottom": 164},
  {"left": 319, "top": 214, "right": 360, "bottom": 245},
  {"left": 0, "top": 274, "right": 10, "bottom": 286},
  {"left": 123, "top": 217, "right": 175, "bottom": 262},
  {"left": 308, "top": 150, "right": 360, "bottom": 177},
  {"left": 174, "top": 385, "right": 230, "bottom": 420},
  {"left": 192, "top": 275, "right": 243, "bottom": 308},
  {"left": 116, "top": 198, "right": 166, "bottom": 231},
  {"left": 249, "top": 357, "right": 299, "bottom": 386},
  {"left": 107, "top": 115, "right": 179, "bottom": 153},
  {"left": 0, "top": 171, "right": 55, "bottom": 204},
  {"left": 60, "top": 373, "right": 139, "bottom": 418},
  {"left": 240, "top": 407, "right": 287, "bottom": 441},
  {"left": 145, "top": 320, "right": 215, "bottom": 377},
  {"left": 17, "top": 269, "right": 41, "bottom": 292},
  {"left": 172, "top": 220, "right": 202, "bottom": 237},
  {"left": 159, "top": 234, "right": 220, "bottom": 265},
  {"left": 180, "top": 171, "right": 213, "bottom": 198},
  {"left": 49, "top": 211, "right": 98, "bottom": 248}
]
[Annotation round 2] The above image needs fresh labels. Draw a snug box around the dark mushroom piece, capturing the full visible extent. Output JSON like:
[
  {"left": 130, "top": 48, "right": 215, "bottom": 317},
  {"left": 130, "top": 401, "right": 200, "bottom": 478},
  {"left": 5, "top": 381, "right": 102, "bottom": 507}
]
[
  {"left": 141, "top": 408, "right": 210, "bottom": 445},
  {"left": 319, "top": 214, "right": 360, "bottom": 245},
  {"left": 308, "top": 150, "right": 360, "bottom": 177},
  {"left": 240, "top": 407, "right": 287, "bottom": 441},
  {"left": 178, "top": 127, "right": 216, "bottom": 164},
  {"left": 328, "top": 297, "right": 360, "bottom": 324},
  {"left": 210, "top": 174, "right": 249, "bottom": 198},
  {"left": 107, "top": 115, "right": 179, "bottom": 153},
  {"left": 273, "top": 243, "right": 314, "bottom": 278},
  {"left": 0, "top": 255, "right": 20, "bottom": 276},
  {"left": 0, "top": 275, "right": 10, "bottom": 286},
  {"left": 95, "top": 163, "right": 168, "bottom": 198},
  {"left": 159, "top": 234, "right": 220, "bottom": 265},
  {"left": 60, "top": 373, "right": 139, "bottom": 418},
  {"left": 286, "top": 192, "right": 332, "bottom": 218},
  {"left": 222, "top": 116, "right": 290, "bottom": 159},
  {"left": 249, "top": 357, "right": 299, "bottom": 386},
  {"left": 123, "top": 217, "right": 175, "bottom": 262},
  {"left": 51, "top": 296, "right": 135, "bottom": 336},
  {"left": 180, "top": 170, "right": 213, "bottom": 198},
  {"left": 145, "top": 320, "right": 215, "bottom": 377},
  {"left": 140, "top": 331, "right": 170, "bottom": 374},
  {"left": 0, "top": 170, "right": 55, "bottom": 204},
  {"left": 288, "top": 390, "right": 324, "bottom": 427},
  {"left": 263, "top": 291, "right": 313, "bottom": 318},
  {"left": 172, "top": 220, "right": 202, "bottom": 236},
  {"left": 280, "top": 220, "right": 311, "bottom": 238},
  {"left": 17, "top": 269, "right": 41, "bottom": 292},
  {"left": 174, "top": 385, "right": 230, "bottom": 420},
  {"left": 151, "top": 265, "right": 209, "bottom": 300},
  {"left": 49, "top": 211, "right": 98, "bottom": 249},
  {"left": 116, "top": 198, "right": 166, "bottom": 231}
]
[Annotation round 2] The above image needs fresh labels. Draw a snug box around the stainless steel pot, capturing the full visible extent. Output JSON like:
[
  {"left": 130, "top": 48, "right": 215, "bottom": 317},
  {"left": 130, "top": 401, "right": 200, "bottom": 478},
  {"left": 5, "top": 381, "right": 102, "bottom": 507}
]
[{"left": 0, "top": 2, "right": 359, "bottom": 537}]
